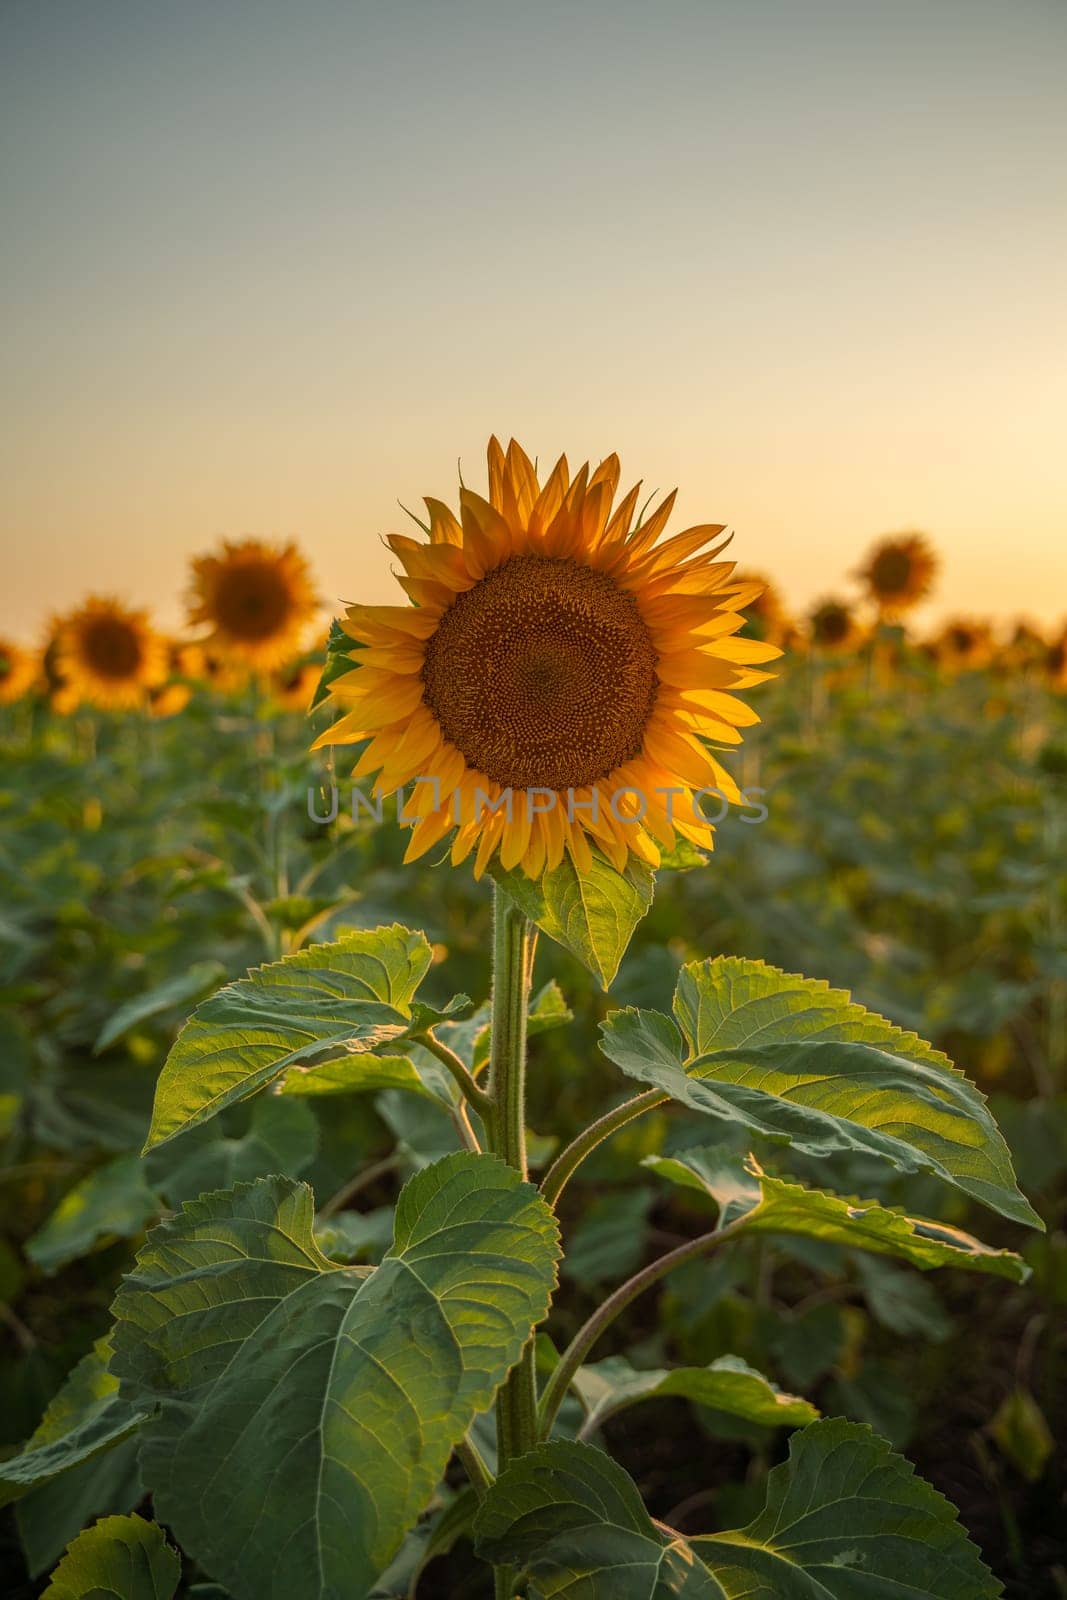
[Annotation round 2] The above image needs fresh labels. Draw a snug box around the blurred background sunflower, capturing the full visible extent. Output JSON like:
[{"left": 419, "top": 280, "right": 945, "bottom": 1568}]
[
  {"left": 187, "top": 539, "right": 318, "bottom": 671},
  {"left": 935, "top": 618, "right": 995, "bottom": 674},
  {"left": 55, "top": 596, "right": 166, "bottom": 711},
  {"left": 808, "top": 597, "right": 864, "bottom": 654},
  {"left": 0, "top": 639, "right": 37, "bottom": 706},
  {"left": 858, "top": 531, "right": 939, "bottom": 618}
]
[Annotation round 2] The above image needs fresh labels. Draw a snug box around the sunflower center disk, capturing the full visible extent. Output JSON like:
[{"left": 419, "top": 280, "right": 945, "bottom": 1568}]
[
  {"left": 421, "top": 556, "right": 659, "bottom": 791},
  {"left": 216, "top": 565, "right": 291, "bottom": 639},
  {"left": 85, "top": 620, "right": 142, "bottom": 679}
]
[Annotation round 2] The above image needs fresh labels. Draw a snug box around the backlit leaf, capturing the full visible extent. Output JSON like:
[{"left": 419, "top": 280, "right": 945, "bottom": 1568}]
[
  {"left": 110, "top": 1153, "right": 560, "bottom": 1600},
  {"left": 144, "top": 925, "right": 434, "bottom": 1149},
  {"left": 603, "top": 957, "right": 1038, "bottom": 1227}
]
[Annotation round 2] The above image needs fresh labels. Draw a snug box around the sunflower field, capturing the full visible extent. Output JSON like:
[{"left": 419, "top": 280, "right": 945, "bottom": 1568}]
[{"left": 1, "top": 444, "right": 1065, "bottom": 1600}]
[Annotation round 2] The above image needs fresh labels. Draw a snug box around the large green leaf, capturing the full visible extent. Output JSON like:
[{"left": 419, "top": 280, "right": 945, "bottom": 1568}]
[
  {"left": 491, "top": 849, "right": 654, "bottom": 989},
  {"left": 573, "top": 1354, "right": 817, "bottom": 1441},
  {"left": 0, "top": 1337, "right": 145, "bottom": 1508},
  {"left": 42, "top": 1513, "right": 179, "bottom": 1600},
  {"left": 694, "top": 1418, "right": 1001, "bottom": 1597},
  {"left": 25, "top": 1156, "right": 160, "bottom": 1275},
  {"left": 644, "top": 1147, "right": 1028, "bottom": 1281},
  {"left": 473, "top": 1440, "right": 723, "bottom": 1597},
  {"left": 110, "top": 1153, "right": 560, "bottom": 1600},
  {"left": 144, "top": 925, "right": 435, "bottom": 1149},
  {"left": 601, "top": 957, "right": 1038, "bottom": 1227},
  {"left": 146, "top": 1093, "right": 319, "bottom": 1206}
]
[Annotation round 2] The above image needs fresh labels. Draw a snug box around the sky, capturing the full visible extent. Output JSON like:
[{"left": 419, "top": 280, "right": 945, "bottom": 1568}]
[{"left": 2, "top": 0, "right": 1065, "bottom": 641}]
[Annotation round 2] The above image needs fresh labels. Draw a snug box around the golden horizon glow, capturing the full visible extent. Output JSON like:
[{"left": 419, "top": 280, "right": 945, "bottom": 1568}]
[{"left": 2, "top": 2, "right": 1065, "bottom": 638}]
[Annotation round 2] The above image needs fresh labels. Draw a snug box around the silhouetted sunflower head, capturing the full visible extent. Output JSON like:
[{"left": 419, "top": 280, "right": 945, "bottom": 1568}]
[
  {"left": 809, "top": 598, "right": 863, "bottom": 654},
  {"left": 858, "top": 532, "right": 939, "bottom": 617},
  {"left": 271, "top": 659, "right": 321, "bottom": 712},
  {"left": 315, "top": 437, "right": 780, "bottom": 879},
  {"left": 936, "top": 618, "right": 994, "bottom": 673},
  {"left": 188, "top": 540, "right": 318, "bottom": 669},
  {"left": 57, "top": 597, "right": 166, "bottom": 710}
]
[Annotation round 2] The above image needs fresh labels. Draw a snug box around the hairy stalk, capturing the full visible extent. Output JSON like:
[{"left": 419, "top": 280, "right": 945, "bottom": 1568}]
[
  {"left": 540, "top": 1088, "right": 666, "bottom": 1207},
  {"left": 537, "top": 1211, "right": 754, "bottom": 1439},
  {"left": 486, "top": 884, "right": 535, "bottom": 1600},
  {"left": 417, "top": 1030, "right": 494, "bottom": 1116}
]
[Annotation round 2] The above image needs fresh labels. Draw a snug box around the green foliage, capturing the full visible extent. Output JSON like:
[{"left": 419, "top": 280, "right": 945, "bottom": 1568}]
[
  {"left": 0, "top": 1337, "right": 144, "bottom": 1507},
  {"left": 25, "top": 1156, "right": 160, "bottom": 1275},
  {"left": 643, "top": 1148, "right": 1029, "bottom": 1280},
  {"left": 602, "top": 957, "right": 1039, "bottom": 1227},
  {"left": 109, "top": 1155, "right": 560, "bottom": 1598},
  {"left": 42, "top": 1513, "right": 180, "bottom": 1600},
  {"left": 491, "top": 848, "right": 654, "bottom": 988},
  {"left": 572, "top": 1353, "right": 818, "bottom": 1438},
  {"left": 693, "top": 1418, "right": 1002, "bottom": 1597},
  {"left": 473, "top": 1439, "right": 721, "bottom": 1597},
  {"left": 144, "top": 925, "right": 441, "bottom": 1148}
]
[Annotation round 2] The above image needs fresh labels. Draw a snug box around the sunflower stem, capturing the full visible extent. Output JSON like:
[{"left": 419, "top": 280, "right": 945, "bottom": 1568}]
[{"left": 486, "top": 883, "right": 536, "bottom": 1597}]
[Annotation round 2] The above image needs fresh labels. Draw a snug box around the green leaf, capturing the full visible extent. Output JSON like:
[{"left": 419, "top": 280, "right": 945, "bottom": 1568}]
[
  {"left": 311, "top": 617, "right": 363, "bottom": 710},
  {"left": 491, "top": 849, "right": 654, "bottom": 990},
  {"left": 278, "top": 1048, "right": 453, "bottom": 1104},
  {"left": 144, "top": 925, "right": 434, "bottom": 1150},
  {"left": 0, "top": 1337, "right": 145, "bottom": 1508},
  {"left": 16, "top": 1436, "right": 144, "bottom": 1578},
  {"left": 473, "top": 1440, "right": 723, "bottom": 1597},
  {"left": 25, "top": 1156, "right": 160, "bottom": 1275},
  {"left": 643, "top": 1148, "right": 1029, "bottom": 1281},
  {"left": 314, "top": 1206, "right": 395, "bottom": 1264},
  {"left": 42, "top": 1513, "right": 180, "bottom": 1600},
  {"left": 93, "top": 961, "right": 227, "bottom": 1054},
  {"left": 603, "top": 957, "right": 1038, "bottom": 1228},
  {"left": 573, "top": 1354, "right": 818, "bottom": 1440},
  {"left": 146, "top": 1094, "right": 319, "bottom": 1206},
  {"left": 110, "top": 1153, "right": 560, "bottom": 1600},
  {"left": 990, "top": 1387, "right": 1054, "bottom": 1482},
  {"left": 694, "top": 1417, "right": 1002, "bottom": 1597}
]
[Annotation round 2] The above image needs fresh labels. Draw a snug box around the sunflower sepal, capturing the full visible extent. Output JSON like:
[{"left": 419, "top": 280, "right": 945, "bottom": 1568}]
[
  {"left": 488, "top": 847, "right": 654, "bottom": 991},
  {"left": 311, "top": 618, "right": 364, "bottom": 711}
]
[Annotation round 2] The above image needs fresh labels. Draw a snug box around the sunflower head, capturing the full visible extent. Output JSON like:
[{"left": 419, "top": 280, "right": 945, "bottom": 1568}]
[
  {"left": 188, "top": 539, "right": 318, "bottom": 670},
  {"left": 167, "top": 638, "right": 207, "bottom": 680},
  {"left": 55, "top": 597, "right": 166, "bottom": 711},
  {"left": 271, "top": 658, "right": 322, "bottom": 712},
  {"left": 0, "top": 639, "right": 37, "bottom": 706},
  {"left": 858, "top": 532, "right": 939, "bottom": 617},
  {"left": 809, "top": 598, "right": 863, "bottom": 654},
  {"left": 734, "top": 571, "right": 790, "bottom": 644},
  {"left": 1046, "top": 630, "right": 1067, "bottom": 692},
  {"left": 148, "top": 681, "right": 193, "bottom": 719},
  {"left": 315, "top": 437, "right": 779, "bottom": 880},
  {"left": 936, "top": 618, "right": 994, "bottom": 673}
]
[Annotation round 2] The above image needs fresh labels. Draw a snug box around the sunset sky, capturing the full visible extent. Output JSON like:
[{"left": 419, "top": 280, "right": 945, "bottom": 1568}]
[{"left": 2, "top": 0, "right": 1065, "bottom": 640}]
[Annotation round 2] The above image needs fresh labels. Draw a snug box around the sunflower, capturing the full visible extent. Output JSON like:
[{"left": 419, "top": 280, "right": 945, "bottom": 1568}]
[
  {"left": 188, "top": 539, "right": 318, "bottom": 670},
  {"left": 271, "top": 658, "right": 321, "bottom": 712},
  {"left": 809, "top": 597, "right": 863, "bottom": 654},
  {"left": 167, "top": 639, "right": 207, "bottom": 680},
  {"left": 56, "top": 597, "right": 166, "bottom": 711},
  {"left": 1046, "top": 629, "right": 1067, "bottom": 693},
  {"left": 148, "top": 681, "right": 193, "bottom": 718},
  {"left": 857, "top": 531, "right": 939, "bottom": 618},
  {"left": 0, "top": 639, "right": 37, "bottom": 706},
  {"left": 734, "top": 571, "right": 789, "bottom": 644},
  {"left": 315, "top": 437, "right": 779, "bottom": 879},
  {"left": 935, "top": 618, "right": 994, "bottom": 673}
]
